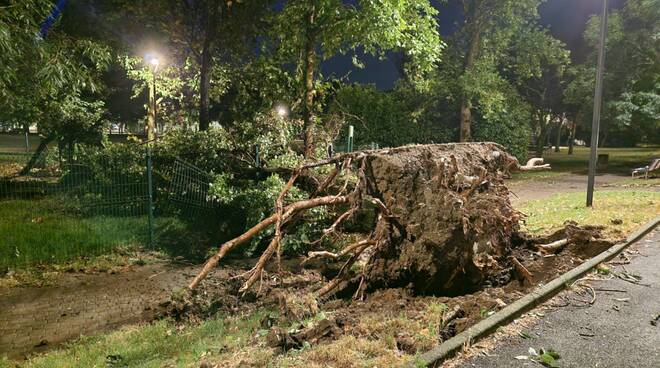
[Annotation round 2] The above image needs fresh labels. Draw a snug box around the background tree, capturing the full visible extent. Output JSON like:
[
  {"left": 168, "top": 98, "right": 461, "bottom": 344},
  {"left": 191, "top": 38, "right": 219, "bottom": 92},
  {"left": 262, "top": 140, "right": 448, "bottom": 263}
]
[
  {"left": 509, "top": 29, "right": 570, "bottom": 156},
  {"left": 450, "top": 0, "right": 542, "bottom": 142},
  {"left": 566, "top": 0, "right": 659, "bottom": 147},
  {"left": 266, "top": 0, "right": 443, "bottom": 157},
  {"left": 104, "top": 0, "right": 271, "bottom": 131},
  {"left": 0, "top": 0, "right": 111, "bottom": 174}
]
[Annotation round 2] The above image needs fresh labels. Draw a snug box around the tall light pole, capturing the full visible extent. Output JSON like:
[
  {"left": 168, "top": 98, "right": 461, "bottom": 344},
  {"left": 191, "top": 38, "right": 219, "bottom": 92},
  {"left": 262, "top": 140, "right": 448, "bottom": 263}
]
[
  {"left": 586, "top": 0, "right": 608, "bottom": 207},
  {"left": 146, "top": 56, "right": 160, "bottom": 142}
]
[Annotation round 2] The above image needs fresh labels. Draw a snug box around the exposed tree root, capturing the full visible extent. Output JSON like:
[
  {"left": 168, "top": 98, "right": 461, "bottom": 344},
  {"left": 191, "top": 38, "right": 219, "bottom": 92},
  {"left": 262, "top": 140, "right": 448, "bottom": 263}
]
[{"left": 509, "top": 256, "right": 534, "bottom": 285}]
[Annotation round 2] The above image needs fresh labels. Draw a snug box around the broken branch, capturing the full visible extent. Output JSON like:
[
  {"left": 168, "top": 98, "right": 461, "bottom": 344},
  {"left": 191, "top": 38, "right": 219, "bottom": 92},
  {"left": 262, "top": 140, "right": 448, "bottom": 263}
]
[{"left": 537, "top": 238, "right": 569, "bottom": 254}]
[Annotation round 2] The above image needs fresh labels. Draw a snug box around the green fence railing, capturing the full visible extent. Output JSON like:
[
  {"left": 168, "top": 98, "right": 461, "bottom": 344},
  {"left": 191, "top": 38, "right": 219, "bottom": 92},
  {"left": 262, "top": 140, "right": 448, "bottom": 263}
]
[{"left": 0, "top": 150, "right": 220, "bottom": 270}]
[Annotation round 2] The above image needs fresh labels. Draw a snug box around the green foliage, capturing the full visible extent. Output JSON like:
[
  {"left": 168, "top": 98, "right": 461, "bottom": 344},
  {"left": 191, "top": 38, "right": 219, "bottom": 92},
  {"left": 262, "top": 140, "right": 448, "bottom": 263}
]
[
  {"left": 0, "top": 0, "right": 112, "bottom": 148},
  {"left": 567, "top": 0, "right": 660, "bottom": 146},
  {"left": 472, "top": 102, "right": 531, "bottom": 161},
  {"left": 331, "top": 84, "right": 452, "bottom": 148},
  {"left": 76, "top": 139, "right": 146, "bottom": 180},
  {"left": 266, "top": 0, "right": 444, "bottom": 150},
  {"left": 268, "top": 0, "right": 444, "bottom": 80},
  {"left": 120, "top": 55, "right": 202, "bottom": 130},
  {"left": 209, "top": 173, "right": 330, "bottom": 256}
]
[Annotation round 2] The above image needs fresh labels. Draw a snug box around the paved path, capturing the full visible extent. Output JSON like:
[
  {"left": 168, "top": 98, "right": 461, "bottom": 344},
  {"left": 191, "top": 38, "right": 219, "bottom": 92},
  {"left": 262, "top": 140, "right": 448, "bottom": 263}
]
[
  {"left": 0, "top": 263, "right": 196, "bottom": 358},
  {"left": 458, "top": 228, "right": 660, "bottom": 368},
  {"left": 507, "top": 174, "right": 639, "bottom": 205}
]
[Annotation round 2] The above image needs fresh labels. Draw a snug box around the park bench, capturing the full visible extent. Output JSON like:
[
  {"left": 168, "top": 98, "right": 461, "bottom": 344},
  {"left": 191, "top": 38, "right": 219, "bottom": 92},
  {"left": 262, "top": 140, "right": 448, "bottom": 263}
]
[{"left": 631, "top": 158, "right": 660, "bottom": 179}]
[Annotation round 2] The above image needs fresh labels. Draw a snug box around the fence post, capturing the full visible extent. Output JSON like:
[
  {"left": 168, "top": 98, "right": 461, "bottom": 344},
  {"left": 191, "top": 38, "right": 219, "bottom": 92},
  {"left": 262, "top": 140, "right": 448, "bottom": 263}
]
[
  {"left": 347, "top": 125, "right": 354, "bottom": 153},
  {"left": 146, "top": 147, "right": 155, "bottom": 249}
]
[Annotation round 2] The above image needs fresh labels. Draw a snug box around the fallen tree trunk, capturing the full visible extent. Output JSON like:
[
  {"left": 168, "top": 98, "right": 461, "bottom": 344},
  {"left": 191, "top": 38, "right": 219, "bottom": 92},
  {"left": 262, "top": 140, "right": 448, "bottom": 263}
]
[{"left": 189, "top": 143, "right": 542, "bottom": 297}]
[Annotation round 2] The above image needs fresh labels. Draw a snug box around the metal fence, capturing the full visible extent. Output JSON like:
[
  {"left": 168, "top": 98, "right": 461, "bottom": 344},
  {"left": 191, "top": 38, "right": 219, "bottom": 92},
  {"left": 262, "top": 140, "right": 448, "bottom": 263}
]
[{"left": 0, "top": 149, "right": 219, "bottom": 270}]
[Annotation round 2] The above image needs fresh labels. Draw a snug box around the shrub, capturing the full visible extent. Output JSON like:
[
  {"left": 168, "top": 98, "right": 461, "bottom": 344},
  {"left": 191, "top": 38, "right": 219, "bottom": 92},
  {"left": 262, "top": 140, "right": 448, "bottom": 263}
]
[
  {"left": 330, "top": 85, "right": 452, "bottom": 149},
  {"left": 473, "top": 117, "right": 530, "bottom": 162}
]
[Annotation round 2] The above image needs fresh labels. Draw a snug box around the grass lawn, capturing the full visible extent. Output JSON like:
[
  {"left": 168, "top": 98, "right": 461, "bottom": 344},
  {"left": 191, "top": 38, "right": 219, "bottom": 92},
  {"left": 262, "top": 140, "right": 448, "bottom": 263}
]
[
  {"left": 0, "top": 199, "right": 149, "bottom": 271},
  {"left": 520, "top": 190, "right": 660, "bottom": 238}
]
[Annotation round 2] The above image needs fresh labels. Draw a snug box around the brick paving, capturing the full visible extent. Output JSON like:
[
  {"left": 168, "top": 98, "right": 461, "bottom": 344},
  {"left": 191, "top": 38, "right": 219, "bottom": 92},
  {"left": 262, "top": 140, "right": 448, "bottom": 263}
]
[{"left": 0, "top": 263, "right": 197, "bottom": 358}]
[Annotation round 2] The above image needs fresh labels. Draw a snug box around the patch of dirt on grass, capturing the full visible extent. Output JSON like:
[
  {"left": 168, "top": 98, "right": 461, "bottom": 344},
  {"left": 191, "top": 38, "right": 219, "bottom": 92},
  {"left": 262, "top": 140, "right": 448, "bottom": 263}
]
[{"left": 0, "top": 247, "right": 166, "bottom": 289}]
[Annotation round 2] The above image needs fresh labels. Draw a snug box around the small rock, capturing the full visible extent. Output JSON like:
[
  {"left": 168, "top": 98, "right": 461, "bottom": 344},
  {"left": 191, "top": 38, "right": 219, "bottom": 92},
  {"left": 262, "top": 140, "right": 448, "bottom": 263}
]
[{"left": 610, "top": 218, "right": 623, "bottom": 225}]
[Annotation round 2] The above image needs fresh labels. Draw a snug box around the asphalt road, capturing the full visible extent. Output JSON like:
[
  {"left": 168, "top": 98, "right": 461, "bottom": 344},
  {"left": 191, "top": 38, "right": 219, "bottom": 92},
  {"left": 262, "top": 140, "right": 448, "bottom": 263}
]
[{"left": 458, "top": 229, "right": 660, "bottom": 368}]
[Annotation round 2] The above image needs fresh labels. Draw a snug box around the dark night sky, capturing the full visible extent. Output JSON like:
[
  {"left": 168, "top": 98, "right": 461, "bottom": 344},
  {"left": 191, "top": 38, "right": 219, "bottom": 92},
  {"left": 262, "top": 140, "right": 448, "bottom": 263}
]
[{"left": 321, "top": 0, "right": 626, "bottom": 90}]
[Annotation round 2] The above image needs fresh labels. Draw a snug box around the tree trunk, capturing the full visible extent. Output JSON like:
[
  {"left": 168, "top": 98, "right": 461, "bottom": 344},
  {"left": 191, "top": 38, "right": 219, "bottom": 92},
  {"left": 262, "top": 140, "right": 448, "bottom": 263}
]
[
  {"left": 459, "top": 15, "right": 482, "bottom": 142},
  {"left": 459, "top": 102, "right": 472, "bottom": 142},
  {"left": 535, "top": 114, "right": 547, "bottom": 158},
  {"left": 198, "top": 3, "right": 218, "bottom": 132},
  {"left": 19, "top": 135, "right": 54, "bottom": 176},
  {"left": 554, "top": 121, "right": 562, "bottom": 152},
  {"left": 568, "top": 121, "right": 576, "bottom": 154},
  {"left": 302, "top": 5, "right": 317, "bottom": 158}
]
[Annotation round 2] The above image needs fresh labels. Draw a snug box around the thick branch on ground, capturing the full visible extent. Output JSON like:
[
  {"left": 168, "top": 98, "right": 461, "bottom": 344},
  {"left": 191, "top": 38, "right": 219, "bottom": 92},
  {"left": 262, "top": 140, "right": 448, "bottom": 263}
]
[
  {"left": 275, "top": 170, "right": 300, "bottom": 271},
  {"left": 537, "top": 238, "right": 569, "bottom": 254},
  {"left": 315, "top": 241, "right": 372, "bottom": 298},
  {"left": 242, "top": 171, "right": 299, "bottom": 294},
  {"left": 518, "top": 157, "right": 551, "bottom": 171}
]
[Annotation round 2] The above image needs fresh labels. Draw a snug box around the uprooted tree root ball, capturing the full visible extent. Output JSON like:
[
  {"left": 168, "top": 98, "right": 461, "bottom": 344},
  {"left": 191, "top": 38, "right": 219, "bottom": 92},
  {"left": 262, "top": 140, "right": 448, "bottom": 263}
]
[{"left": 188, "top": 143, "right": 550, "bottom": 298}]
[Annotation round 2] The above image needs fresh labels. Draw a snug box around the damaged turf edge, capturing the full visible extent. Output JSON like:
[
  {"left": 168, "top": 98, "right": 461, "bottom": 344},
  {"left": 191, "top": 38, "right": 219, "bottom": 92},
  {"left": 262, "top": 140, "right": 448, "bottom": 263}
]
[{"left": 411, "top": 216, "right": 660, "bottom": 368}]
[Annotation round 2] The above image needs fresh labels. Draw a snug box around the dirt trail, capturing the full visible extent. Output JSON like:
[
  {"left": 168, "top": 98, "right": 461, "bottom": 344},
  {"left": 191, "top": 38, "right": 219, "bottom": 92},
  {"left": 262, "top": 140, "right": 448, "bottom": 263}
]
[
  {"left": 507, "top": 174, "right": 657, "bottom": 205},
  {"left": 0, "top": 263, "right": 198, "bottom": 359}
]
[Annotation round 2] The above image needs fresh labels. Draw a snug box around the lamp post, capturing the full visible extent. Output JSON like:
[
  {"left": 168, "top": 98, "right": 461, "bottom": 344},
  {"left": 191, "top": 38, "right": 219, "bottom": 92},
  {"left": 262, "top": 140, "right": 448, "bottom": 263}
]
[
  {"left": 146, "top": 56, "right": 160, "bottom": 142},
  {"left": 586, "top": 0, "right": 608, "bottom": 207}
]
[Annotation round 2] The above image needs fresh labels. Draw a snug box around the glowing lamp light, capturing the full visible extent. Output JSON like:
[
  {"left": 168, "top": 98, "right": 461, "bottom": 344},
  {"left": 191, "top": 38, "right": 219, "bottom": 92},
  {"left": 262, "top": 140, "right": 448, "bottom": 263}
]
[
  {"left": 145, "top": 52, "right": 162, "bottom": 70},
  {"left": 275, "top": 104, "right": 288, "bottom": 118}
]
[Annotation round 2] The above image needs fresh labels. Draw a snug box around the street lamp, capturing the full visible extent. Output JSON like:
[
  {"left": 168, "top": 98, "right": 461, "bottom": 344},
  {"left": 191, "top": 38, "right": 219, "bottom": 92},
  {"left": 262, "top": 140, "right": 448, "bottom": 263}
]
[
  {"left": 275, "top": 104, "right": 289, "bottom": 118},
  {"left": 145, "top": 54, "right": 161, "bottom": 141}
]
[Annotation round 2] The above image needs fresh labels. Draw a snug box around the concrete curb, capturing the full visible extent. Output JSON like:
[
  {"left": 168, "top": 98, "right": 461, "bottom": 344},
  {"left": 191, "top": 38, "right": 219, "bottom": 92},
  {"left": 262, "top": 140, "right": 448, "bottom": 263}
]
[{"left": 411, "top": 216, "right": 660, "bottom": 367}]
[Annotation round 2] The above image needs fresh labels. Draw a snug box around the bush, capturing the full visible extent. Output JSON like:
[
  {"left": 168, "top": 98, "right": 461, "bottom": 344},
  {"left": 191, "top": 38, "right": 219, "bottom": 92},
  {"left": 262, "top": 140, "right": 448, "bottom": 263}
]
[
  {"left": 473, "top": 117, "right": 530, "bottom": 162},
  {"left": 330, "top": 85, "right": 452, "bottom": 149}
]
